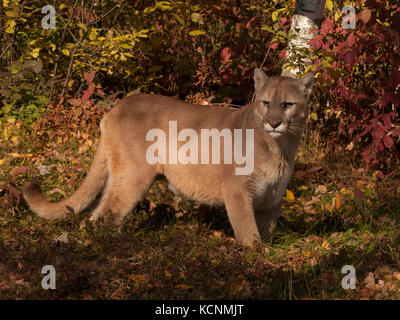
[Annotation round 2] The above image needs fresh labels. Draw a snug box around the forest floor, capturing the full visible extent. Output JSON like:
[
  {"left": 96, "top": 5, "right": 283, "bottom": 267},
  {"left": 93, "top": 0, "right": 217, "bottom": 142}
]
[{"left": 1, "top": 114, "right": 400, "bottom": 300}]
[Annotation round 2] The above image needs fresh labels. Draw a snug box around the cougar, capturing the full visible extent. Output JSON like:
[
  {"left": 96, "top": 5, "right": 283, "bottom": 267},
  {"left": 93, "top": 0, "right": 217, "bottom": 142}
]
[{"left": 23, "top": 68, "right": 314, "bottom": 246}]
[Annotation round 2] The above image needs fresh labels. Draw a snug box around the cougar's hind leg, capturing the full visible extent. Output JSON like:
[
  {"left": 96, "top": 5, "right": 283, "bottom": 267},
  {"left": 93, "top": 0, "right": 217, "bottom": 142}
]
[
  {"left": 89, "top": 176, "right": 113, "bottom": 222},
  {"left": 108, "top": 170, "right": 155, "bottom": 228},
  {"left": 89, "top": 162, "right": 156, "bottom": 229}
]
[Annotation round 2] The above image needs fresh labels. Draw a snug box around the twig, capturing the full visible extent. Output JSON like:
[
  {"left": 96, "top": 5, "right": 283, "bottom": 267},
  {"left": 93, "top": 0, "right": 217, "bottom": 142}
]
[
  {"left": 60, "top": 38, "right": 83, "bottom": 97},
  {"left": 251, "top": 40, "right": 272, "bottom": 102},
  {"left": 88, "top": 5, "right": 119, "bottom": 25},
  {"left": 0, "top": 43, "right": 11, "bottom": 59}
]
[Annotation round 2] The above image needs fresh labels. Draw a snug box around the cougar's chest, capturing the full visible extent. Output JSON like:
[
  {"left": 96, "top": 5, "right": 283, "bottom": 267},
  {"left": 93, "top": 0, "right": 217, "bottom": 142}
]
[{"left": 253, "top": 159, "right": 293, "bottom": 209}]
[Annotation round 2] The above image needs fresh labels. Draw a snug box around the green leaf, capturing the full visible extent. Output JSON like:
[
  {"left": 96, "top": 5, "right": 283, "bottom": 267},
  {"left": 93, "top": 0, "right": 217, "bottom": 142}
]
[
  {"left": 2, "top": 104, "right": 12, "bottom": 114},
  {"left": 5, "top": 10, "right": 18, "bottom": 18}
]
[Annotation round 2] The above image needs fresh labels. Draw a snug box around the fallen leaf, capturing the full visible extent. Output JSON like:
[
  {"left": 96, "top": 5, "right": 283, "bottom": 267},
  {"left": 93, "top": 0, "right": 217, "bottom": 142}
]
[
  {"left": 317, "top": 185, "right": 327, "bottom": 193},
  {"left": 175, "top": 284, "right": 192, "bottom": 290},
  {"left": 364, "top": 272, "right": 376, "bottom": 290},
  {"left": 10, "top": 166, "right": 28, "bottom": 178},
  {"left": 286, "top": 189, "right": 295, "bottom": 201},
  {"left": 53, "top": 232, "right": 69, "bottom": 245}
]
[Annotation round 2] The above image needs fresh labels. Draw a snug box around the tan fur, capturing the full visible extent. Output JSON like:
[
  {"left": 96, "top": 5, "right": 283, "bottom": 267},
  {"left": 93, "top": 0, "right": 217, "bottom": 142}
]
[{"left": 23, "top": 69, "right": 314, "bottom": 246}]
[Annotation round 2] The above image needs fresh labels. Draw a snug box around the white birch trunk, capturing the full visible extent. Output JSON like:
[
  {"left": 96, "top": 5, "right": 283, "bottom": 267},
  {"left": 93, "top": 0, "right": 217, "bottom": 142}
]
[{"left": 281, "top": 14, "right": 319, "bottom": 78}]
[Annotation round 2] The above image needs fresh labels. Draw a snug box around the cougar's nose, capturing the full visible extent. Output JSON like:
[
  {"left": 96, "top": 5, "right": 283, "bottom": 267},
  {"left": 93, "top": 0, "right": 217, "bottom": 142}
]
[{"left": 267, "top": 120, "right": 282, "bottom": 129}]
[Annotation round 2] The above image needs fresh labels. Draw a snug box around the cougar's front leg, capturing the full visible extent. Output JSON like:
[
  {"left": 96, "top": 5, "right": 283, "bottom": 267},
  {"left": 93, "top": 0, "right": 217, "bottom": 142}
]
[
  {"left": 222, "top": 184, "right": 260, "bottom": 246},
  {"left": 255, "top": 203, "right": 282, "bottom": 243}
]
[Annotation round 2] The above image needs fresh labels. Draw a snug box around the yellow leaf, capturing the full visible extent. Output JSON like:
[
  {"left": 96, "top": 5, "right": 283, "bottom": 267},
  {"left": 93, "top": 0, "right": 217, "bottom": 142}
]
[
  {"left": 0, "top": 159, "right": 4, "bottom": 165},
  {"left": 31, "top": 48, "right": 40, "bottom": 59},
  {"left": 335, "top": 196, "right": 341, "bottom": 210},
  {"left": 305, "top": 65, "right": 313, "bottom": 74},
  {"left": 10, "top": 135, "right": 20, "bottom": 146},
  {"left": 311, "top": 112, "right": 318, "bottom": 121},
  {"left": 272, "top": 10, "right": 279, "bottom": 22},
  {"left": 89, "top": 32, "right": 97, "bottom": 41},
  {"left": 3, "top": 128, "right": 9, "bottom": 141},
  {"left": 164, "top": 269, "right": 172, "bottom": 279},
  {"left": 62, "top": 49, "right": 70, "bottom": 56},
  {"left": 326, "top": 0, "right": 333, "bottom": 12},
  {"left": 188, "top": 30, "right": 206, "bottom": 36},
  {"left": 286, "top": 189, "right": 295, "bottom": 201},
  {"left": 5, "top": 19, "right": 16, "bottom": 34},
  {"left": 77, "top": 22, "right": 87, "bottom": 31}
]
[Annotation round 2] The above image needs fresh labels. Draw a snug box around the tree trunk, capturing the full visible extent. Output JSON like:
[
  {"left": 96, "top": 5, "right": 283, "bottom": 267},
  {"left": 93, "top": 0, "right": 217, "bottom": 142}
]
[{"left": 281, "top": 0, "right": 326, "bottom": 78}]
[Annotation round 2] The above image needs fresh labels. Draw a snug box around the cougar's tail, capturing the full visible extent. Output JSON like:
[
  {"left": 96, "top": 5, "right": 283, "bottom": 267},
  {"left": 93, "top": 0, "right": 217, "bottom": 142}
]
[{"left": 23, "top": 139, "right": 108, "bottom": 220}]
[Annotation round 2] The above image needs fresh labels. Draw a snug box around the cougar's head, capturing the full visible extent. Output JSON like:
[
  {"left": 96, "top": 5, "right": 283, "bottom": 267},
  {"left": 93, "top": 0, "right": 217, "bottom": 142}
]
[{"left": 253, "top": 68, "right": 314, "bottom": 138}]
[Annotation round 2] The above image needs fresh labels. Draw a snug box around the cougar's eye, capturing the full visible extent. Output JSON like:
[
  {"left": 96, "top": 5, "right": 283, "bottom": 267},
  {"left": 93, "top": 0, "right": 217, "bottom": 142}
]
[
  {"left": 262, "top": 101, "right": 270, "bottom": 106},
  {"left": 282, "top": 102, "right": 294, "bottom": 110}
]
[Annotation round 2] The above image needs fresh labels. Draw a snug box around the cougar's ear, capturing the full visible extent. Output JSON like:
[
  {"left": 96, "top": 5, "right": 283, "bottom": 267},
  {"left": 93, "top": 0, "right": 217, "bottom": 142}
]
[
  {"left": 298, "top": 73, "right": 315, "bottom": 101},
  {"left": 254, "top": 68, "right": 268, "bottom": 93}
]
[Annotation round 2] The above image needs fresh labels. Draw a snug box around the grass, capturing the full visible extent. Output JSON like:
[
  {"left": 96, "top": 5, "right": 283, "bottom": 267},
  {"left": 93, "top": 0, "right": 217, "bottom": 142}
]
[{"left": 0, "top": 115, "right": 400, "bottom": 300}]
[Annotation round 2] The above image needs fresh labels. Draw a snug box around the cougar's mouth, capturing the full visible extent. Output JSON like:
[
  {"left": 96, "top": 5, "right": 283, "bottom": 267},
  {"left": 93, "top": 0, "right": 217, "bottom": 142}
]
[
  {"left": 267, "top": 130, "right": 284, "bottom": 138},
  {"left": 263, "top": 122, "right": 286, "bottom": 137}
]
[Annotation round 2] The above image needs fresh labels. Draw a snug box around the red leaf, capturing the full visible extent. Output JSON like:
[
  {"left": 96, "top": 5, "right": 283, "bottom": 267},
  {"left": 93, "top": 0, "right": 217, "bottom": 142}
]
[
  {"left": 246, "top": 16, "right": 256, "bottom": 29},
  {"left": 221, "top": 47, "right": 232, "bottom": 61},
  {"left": 347, "top": 33, "right": 356, "bottom": 47},
  {"left": 7, "top": 184, "right": 20, "bottom": 205},
  {"left": 383, "top": 135, "right": 394, "bottom": 149},
  {"left": 374, "top": 126, "right": 385, "bottom": 139},
  {"left": 11, "top": 166, "right": 28, "bottom": 178},
  {"left": 68, "top": 98, "right": 82, "bottom": 106},
  {"left": 97, "top": 89, "right": 106, "bottom": 96},
  {"left": 270, "top": 42, "right": 279, "bottom": 49},
  {"left": 361, "top": 9, "right": 372, "bottom": 24},
  {"left": 376, "top": 170, "right": 385, "bottom": 180},
  {"left": 82, "top": 82, "right": 95, "bottom": 103},
  {"left": 354, "top": 187, "right": 362, "bottom": 201},
  {"left": 84, "top": 69, "right": 95, "bottom": 83}
]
